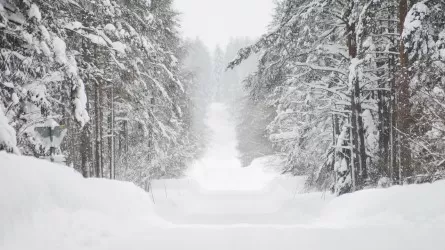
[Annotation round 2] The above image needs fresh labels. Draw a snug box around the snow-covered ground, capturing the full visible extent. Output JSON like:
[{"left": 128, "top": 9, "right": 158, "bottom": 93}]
[
  {"left": 0, "top": 152, "right": 165, "bottom": 250},
  {"left": 1, "top": 103, "right": 445, "bottom": 250}
]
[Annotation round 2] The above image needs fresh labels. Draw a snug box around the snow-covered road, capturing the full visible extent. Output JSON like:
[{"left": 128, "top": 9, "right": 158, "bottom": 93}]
[
  {"left": 188, "top": 103, "right": 277, "bottom": 190},
  {"left": 97, "top": 177, "right": 445, "bottom": 250},
  {"left": 1, "top": 103, "right": 445, "bottom": 250},
  {"left": 133, "top": 103, "right": 445, "bottom": 250},
  {"left": 102, "top": 224, "right": 442, "bottom": 250}
]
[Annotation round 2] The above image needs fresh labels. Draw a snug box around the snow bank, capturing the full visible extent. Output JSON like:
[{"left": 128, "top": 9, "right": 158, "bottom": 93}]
[
  {"left": 0, "top": 152, "right": 164, "bottom": 247},
  {"left": 1, "top": 151, "right": 445, "bottom": 249},
  {"left": 276, "top": 180, "right": 445, "bottom": 227},
  {"left": 247, "top": 154, "right": 287, "bottom": 173},
  {"left": 151, "top": 175, "right": 445, "bottom": 228},
  {"left": 317, "top": 181, "right": 445, "bottom": 227}
]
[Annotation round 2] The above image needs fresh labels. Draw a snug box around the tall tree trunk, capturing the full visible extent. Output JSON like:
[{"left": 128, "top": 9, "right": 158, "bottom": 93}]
[
  {"left": 384, "top": 3, "right": 400, "bottom": 184},
  {"left": 123, "top": 120, "right": 129, "bottom": 169},
  {"left": 377, "top": 14, "right": 390, "bottom": 177},
  {"left": 350, "top": 91, "right": 359, "bottom": 191},
  {"left": 99, "top": 81, "right": 104, "bottom": 178},
  {"left": 94, "top": 79, "right": 101, "bottom": 178},
  {"left": 355, "top": 78, "right": 368, "bottom": 185},
  {"left": 109, "top": 83, "right": 115, "bottom": 179},
  {"left": 348, "top": 20, "right": 367, "bottom": 190},
  {"left": 398, "top": 0, "right": 412, "bottom": 180},
  {"left": 81, "top": 123, "right": 91, "bottom": 178},
  {"left": 390, "top": 52, "right": 400, "bottom": 183},
  {"left": 344, "top": 3, "right": 359, "bottom": 192},
  {"left": 148, "top": 97, "right": 156, "bottom": 162},
  {"left": 378, "top": 86, "right": 390, "bottom": 177}
]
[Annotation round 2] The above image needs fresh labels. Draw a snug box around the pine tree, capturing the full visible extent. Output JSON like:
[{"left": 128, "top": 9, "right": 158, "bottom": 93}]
[
  {"left": 228, "top": 0, "right": 445, "bottom": 194},
  {"left": 0, "top": 0, "right": 199, "bottom": 188}
]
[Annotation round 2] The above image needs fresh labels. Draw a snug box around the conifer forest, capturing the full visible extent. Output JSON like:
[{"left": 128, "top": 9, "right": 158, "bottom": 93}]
[{"left": 1, "top": 1, "right": 445, "bottom": 249}]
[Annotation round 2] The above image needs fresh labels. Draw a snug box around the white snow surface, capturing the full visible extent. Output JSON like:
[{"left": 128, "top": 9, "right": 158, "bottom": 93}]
[
  {"left": 104, "top": 23, "right": 116, "bottom": 32},
  {"left": 28, "top": 4, "right": 42, "bottom": 22},
  {"left": 0, "top": 152, "right": 165, "bottom": 249},
  {"left": 65, "top": 21, "right": 84, "bottom": 30},
  {"left": 0, "top": 107, "right": 18, "bottom": 153},
  {"left": 53, "top": 36, "right": 68, "bottom": 65},
  {"left": 1, "top": 103, "right": 445, "bottom": 249},
  {"left": 112, "top": 41, "right": 126, "bottom": 55}
]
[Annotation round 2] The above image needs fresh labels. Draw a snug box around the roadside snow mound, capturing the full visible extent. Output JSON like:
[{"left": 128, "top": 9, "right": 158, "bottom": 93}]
[
  {"left": 247, "top": 154, "right": 287, "bottom": 174},
  {"left": 1, "top": 151, "right": 445, "bottom": 250},
  {"left": 316, "top": 181, "right": 445, "bottom": 227},
  {"left": 0, "top": 152, "right": 165, "bottom": 247}
]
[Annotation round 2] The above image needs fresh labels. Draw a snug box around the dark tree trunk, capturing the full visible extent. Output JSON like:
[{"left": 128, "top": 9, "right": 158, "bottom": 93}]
[
  {"left": 123, "top": 120, "right": 129, "bottom": 169},
  {"left": 94, "top": 79, "right": 101, "bottom": 178},
  {"left": 99, "top": 81, "right": 104, "bottom": 178},
  {"left": 108, "top": 85, "right": 115, "bottom": 179},
  {"left": 397, "top": 0, "right": 412, "bottom": 180},
  {"left": 378, "top": 86, "right": 390, "bottom": 177},
  {"left": 81, "top": 123, "right": 91, "bottom": 178},
  {"left": 355, "top": 77, "right": 368, "bottom": 184},
  {"left": 347, "top": 17, "right": 368, "bottom": 190}
]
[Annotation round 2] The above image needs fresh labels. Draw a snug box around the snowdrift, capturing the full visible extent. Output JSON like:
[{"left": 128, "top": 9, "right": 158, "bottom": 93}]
[
  {"left": 150, "top": 174, "right": 445, "bottom": 228},
  {"left": 0, "top": 152, "right": 164, "bottom": 247},
  {"left": 247, "top": 155, "right": 288, "bottom": 174},
  {"left": 1, "top": 151, "right": 445, "bottom": 250},
  {"left": 316, "top": 181, "right": 445, "bottom": 227}
]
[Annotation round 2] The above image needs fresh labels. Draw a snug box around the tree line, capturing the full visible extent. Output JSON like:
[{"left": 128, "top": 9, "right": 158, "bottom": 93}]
[
  {"left": 0, "top": 0, "right": 199, "bottom": 187},
  {"left": 229, "top": 0, "right": 445, "bottom": 194}
]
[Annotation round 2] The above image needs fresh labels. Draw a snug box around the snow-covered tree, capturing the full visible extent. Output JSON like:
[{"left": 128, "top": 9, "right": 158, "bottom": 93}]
[
  {"left": 229, "top": 0, "right": 445, "bottom": 194},
  {"left": 0, "top": 0, "right": 198, "bottom": 188}
]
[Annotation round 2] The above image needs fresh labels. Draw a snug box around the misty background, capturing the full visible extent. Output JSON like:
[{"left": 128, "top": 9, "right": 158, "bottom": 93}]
[
  {"left": 183, "top": 37, "right": 276, "bottom": 167},
  {"left": 174, "top": 0, "right": 277, "bottom": 167}
]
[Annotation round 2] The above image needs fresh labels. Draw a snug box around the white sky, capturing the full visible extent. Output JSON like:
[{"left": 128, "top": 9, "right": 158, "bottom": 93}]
[{"left": 173, "top": 0, "right": 274, "bottom": 50}]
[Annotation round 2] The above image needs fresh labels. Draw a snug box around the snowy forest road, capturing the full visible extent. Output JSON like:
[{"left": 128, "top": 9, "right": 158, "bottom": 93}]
[
  {"left": 104, "top": 224, "right": 439, "bottom": 250},
  {"left": 107, "top": 178, "right": 443, "bottom": 250},
  {"left": 3, "top": 0, "right": 445, "bottom": 248},
  {"left": 150, "top": 102, "right": 315, "bottom": 225},
  {"left": 133, "top": 103, "right": 443, "bottom": 250},
  {"left": 151, "top": 178, "right": 317, "bottom": 225},
  {"left": 2, "top": 103, "right": 444, "bottom": 250}
]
